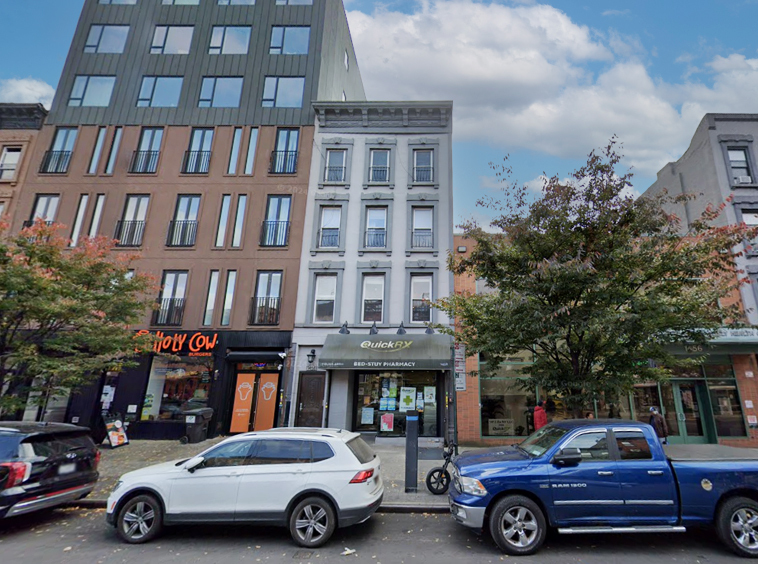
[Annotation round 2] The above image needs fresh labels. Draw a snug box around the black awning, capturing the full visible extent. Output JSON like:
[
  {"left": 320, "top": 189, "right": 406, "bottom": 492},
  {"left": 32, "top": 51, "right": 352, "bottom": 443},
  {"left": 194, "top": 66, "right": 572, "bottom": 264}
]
[
  {"left": 318, "top": 334, "right": 453, "bottom": 370},
  {"left": 226, "top": 351, "right": 284, "bottom": 362}
]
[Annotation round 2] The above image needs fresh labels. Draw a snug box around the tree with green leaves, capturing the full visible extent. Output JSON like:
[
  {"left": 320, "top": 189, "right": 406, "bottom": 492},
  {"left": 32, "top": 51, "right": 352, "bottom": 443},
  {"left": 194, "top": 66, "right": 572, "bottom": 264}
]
[
  {"left": 437, "top": 140, "right": 755, "bottom": 416},
  {"left": 0, "top": 219, "right": 155, "bottom": 419}
]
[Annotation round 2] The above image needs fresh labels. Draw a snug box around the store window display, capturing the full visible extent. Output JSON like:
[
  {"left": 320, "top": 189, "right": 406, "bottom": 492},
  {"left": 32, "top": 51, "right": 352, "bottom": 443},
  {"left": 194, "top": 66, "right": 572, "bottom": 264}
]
[{"left": 141, "top": 356, "right": 212, "bottom": 421}]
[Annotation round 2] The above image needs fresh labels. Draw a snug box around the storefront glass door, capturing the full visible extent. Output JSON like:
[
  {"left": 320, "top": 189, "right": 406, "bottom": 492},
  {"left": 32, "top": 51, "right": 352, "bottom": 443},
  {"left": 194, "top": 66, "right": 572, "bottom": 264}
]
[{"left": 665, "top": 382, "right": 710, "bottom": 444}]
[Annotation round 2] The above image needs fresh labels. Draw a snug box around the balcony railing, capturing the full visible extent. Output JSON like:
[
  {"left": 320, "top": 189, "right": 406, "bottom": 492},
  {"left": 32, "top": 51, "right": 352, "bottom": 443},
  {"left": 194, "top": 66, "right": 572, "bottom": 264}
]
[
  {"left": 114, "top": 220, "right": 146, "bottom": 247},
  {"left": 249, "top": 297, "right": 281, "bottom": 325},
  {"left": 0, "top": 166, "right": 17, "bottom": 180},
  {"left": 318, "top": 228, "right": 340, "bottom": 248},
  {"left": 39, "top": 151, "right": 72, "bottom": 174},
  {"left": 270, "top": 151, "right": 298, "bottom": 174},
  {"left": 365, "top": 228, "right": 386, "bottom": 248},
  {"left": 369, "top": 166, "right": 389, "bottom": 183},
  {"left": 412, "top": 229, "right": 433, "bottom": 248},
  {"left": 325, "top": 166, "right": 346, "bottom": 182},
  {"left": 412, "top": 299, "right": 431, "bottom": 323},
  {"left": 130, "top": 151, "right": 160, "bottom": 174},
  {"left": 22, "top": 219, "right": 54, "bottom": 228},
  {"left": 166, "top": 220, "right": 198, "bottom": 247},
  {"left": 260, "top": 220, "right": 290, "bottom": 247},
  {"left": 182, "top": 151, "right": 211, "bottom": 174},
  {"left": 152, "top": 298, "right": 185, "bottom": 326},
  {"left": 413, "top": 166, "right": 433, "bottom": 183}
]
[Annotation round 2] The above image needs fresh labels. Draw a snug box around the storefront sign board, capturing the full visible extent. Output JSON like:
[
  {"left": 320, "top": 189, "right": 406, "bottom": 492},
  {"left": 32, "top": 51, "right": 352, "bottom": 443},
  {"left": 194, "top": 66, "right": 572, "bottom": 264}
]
[
  {"left": 455, "top": 372, "right": 466, "bottom": 391},
  {"left": 230, "top": 373, "right": 256, "bottom": 433},
  {"left": 454, "top": 343, "right": 466, "bottom": 372},
  {"left": 105, "top": 416, "right": 129, "bottom": 449},
  {"left": 253, "top": 373, "right": 279, "bottom": 432},
  {"left": 318, "top": 334, "right": 453, "bottom": 370},
  {"left": 488, "top": 418, "right": 514, "bottom": 436},
  {"left": 135, "top": 330, "right": 219, "bottom": 357}
]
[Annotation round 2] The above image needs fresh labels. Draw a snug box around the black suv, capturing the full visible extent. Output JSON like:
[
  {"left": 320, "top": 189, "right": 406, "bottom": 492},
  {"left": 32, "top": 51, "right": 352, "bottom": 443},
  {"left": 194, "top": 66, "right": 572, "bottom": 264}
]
[{"left": 0, "top": 422, "right": 99, "bottom": 518}]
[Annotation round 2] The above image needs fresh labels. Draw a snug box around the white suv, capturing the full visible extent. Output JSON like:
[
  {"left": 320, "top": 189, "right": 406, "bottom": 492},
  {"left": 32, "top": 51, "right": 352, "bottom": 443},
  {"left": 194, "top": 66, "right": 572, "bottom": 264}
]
[{"left": 106, "top": 428, "right": 383, "bottom": 548}]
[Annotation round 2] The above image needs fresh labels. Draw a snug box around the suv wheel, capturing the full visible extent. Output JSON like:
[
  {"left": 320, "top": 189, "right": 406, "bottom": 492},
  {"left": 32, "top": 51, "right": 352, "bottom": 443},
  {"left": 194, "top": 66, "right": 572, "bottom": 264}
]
[
  {"left": 289, "top": 496, "right": 336, "bottom": 548},
  {"left": 116, "top": 494, "right": 163, "bottom": 544}
]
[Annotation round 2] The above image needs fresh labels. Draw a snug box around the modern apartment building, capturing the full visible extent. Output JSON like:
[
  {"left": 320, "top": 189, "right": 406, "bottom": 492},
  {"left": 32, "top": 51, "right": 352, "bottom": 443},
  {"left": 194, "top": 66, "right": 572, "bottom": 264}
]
[
  {"left": 288, "top": 101, "right": 456, "bottom": 443},
  {"left": 13, "top": 0, "right": 365, "bottom": 439}
]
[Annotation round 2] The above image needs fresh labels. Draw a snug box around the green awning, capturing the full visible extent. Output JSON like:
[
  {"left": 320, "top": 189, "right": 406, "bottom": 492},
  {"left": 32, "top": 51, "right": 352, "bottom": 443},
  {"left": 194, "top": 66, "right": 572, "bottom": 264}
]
[{"left": 318, "top": 334, "right": 453, "bottom": 370}]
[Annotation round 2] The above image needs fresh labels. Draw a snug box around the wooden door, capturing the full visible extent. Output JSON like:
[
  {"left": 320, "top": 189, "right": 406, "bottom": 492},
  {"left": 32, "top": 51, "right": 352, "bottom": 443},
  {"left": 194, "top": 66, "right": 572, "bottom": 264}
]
[{"left": 296, "top": 373, "right": 325, "bottom": 427}]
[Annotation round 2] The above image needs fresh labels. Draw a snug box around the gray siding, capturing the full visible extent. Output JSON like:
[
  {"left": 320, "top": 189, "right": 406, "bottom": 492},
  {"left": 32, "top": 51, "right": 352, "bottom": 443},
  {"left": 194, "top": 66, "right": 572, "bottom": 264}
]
[{"left": 316, "top": 0, "right": 366, "bottom": 102}]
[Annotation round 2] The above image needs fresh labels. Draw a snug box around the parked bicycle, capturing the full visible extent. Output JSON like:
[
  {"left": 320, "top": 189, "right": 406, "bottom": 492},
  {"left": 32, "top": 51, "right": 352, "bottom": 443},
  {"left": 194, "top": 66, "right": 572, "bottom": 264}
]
[{"left": 425, "top": 442, "right": 457, "bottom": 495}]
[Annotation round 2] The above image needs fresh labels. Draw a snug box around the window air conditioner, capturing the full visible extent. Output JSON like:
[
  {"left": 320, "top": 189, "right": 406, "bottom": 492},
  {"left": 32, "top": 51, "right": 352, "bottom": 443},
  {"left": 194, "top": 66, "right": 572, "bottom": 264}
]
[{"left": 738, "top": 175, "right": 753, "bottom": 184}]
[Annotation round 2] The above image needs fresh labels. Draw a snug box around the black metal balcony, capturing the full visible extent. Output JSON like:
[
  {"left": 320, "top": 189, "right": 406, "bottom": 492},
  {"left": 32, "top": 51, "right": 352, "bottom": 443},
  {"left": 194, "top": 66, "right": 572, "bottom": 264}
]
[
  {"left": 166, "top": 220, "right": 198, "bottom": 247},
  {"left": 151, "top": 298, "right": 185, "bottom": 326},
  {"left": 412, "top": 229, "right": 433, "bottom": 248},
  {"left": 248, "top": 297, "right": 281, "bottom": 325},
  {"left": 369, "top": 166, "right": 389, "bottom": 182},
  {"left": 414, "top": 166, "right": 433, "bottom": 182},
  {"left": 269, "top": 151, "right": 298, "bottom": 174},
  {"left": 0, "top": 166, "right": 17, "bottom": 180},
  {"left": 22, "top": 219, "right": 54, "bottom": 228},
  {"left": 325, "top": 166, "right": 346, "bottom": 182},
  {"left": 130, "top": 151, "right": 160, "bottom": 174},
  {"left": 260, "top": 220, "right": 290, "bottom": 247},
  {"left": 114, "top": 220, "right": 145, "bottom": 247},
  {"left": 365, "top": 228, "right": 386, "bottom": 248},
  {"left": 318, "top": 228, "right": 340, "bottom": 248},
  {"left": 182, "top": 151, "right": 211, "bottom": 174},
  {"left": 412, "top": 299, "right": 431, "bottom": 322},
  {"left": 39, "top": 151, "right": 72, "bottom": 174}
]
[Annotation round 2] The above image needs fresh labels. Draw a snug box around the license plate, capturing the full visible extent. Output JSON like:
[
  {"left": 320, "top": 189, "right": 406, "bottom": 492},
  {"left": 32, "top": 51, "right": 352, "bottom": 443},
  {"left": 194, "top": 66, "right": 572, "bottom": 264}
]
[{"left": 59, "top": 463, "right": 76, "bottom": 475}]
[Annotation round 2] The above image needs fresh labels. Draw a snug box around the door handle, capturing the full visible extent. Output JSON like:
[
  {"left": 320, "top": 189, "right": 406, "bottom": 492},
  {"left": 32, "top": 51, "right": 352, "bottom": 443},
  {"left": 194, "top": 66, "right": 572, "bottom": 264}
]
[
  {"left": 648, "top": 470, "right": 664, "bottom": 476},
  {"left": 597, "top": 471, "right": 614, "bottom": 476}
]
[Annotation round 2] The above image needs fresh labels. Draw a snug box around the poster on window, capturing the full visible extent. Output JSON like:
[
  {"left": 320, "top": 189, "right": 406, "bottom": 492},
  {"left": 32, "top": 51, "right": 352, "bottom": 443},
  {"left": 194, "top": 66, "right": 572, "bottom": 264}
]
[
  {"left": 381, "top": 412, "right": 394, "bottom": 432},
  {"left": 400, "top": 387, "right": 416, "bottom": 411},
  {"left": 424, "top": 386, "right": 436, "bottom": 405},
  {"left": 361, "top": 407, "right": 375, "bottom": 425},
  {"left": 488, "top": 418, "right": 514, "bottom": 436},
  {"left": 105, "top": 416, "right": 129, "bottom": 449}
]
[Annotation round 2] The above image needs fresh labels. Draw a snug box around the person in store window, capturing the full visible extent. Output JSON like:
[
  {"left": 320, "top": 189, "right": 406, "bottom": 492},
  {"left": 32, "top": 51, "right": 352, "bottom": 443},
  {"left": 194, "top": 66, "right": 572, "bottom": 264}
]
[{"left": 534, "top": 400, "right": 548, "bottom": 430}]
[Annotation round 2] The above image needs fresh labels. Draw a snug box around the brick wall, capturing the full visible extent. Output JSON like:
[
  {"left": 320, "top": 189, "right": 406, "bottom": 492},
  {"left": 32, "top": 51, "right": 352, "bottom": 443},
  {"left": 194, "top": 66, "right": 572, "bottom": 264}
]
[{"left": 721, "top": 353, "right": 758, "bottom": 447}]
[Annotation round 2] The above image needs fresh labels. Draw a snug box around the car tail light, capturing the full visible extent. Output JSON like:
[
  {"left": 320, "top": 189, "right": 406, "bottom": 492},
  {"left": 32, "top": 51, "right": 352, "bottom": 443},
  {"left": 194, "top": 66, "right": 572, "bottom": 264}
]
[
  {"left": 0, "top": 462, "right": 32, "bottom": 489},
  {"left": 94, "top": 450, "right": 101, "bottom": 469},
  {"left": 350, "top": 468, "right": 375, "bottom": 484}
]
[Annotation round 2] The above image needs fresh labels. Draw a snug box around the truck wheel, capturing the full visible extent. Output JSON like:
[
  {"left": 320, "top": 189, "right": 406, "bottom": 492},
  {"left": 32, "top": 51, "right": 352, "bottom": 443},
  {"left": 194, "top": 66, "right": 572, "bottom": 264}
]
[
  {"left": 717, "top": 496, "right": 758, "bottom": 558},
  {"left": 489, "top": 495, "right": 546, "bottom": 556}
]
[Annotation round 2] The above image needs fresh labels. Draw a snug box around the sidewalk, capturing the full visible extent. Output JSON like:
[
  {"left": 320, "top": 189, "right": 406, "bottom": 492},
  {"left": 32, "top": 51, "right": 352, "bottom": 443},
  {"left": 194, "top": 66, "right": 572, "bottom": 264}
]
[{"left": 79, "top": 435, "right": 450, "bottom": 512}]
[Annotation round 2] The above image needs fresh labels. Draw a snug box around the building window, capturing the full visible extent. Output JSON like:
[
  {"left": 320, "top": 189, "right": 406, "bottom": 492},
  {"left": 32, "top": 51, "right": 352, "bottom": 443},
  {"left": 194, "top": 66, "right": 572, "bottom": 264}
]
[
  {"left": 167, "top": 195, "right": 200, "bottom": 247},
  {"left": 137, "top": 76, "right": 182, "bottom": 107},
  {"left": 104, "top": 127, "right": 122, "bottom": 174},
  {"left": 262, "top": 77, "right": 305, "bottom": 108},
  {"left": 313, "top": 275, "right": 337, "bottom": 323},
  {"left": 202, "top": 270, "right": 220, "bottom": 326},
  {"left": 413, "top": 149, "right": 433, "bottom": 183},
  {"left": 251, "top": 271, "right": 282, "bottom": 325},
  {"left": 41, "top": 128, "right": 77, "bottom": 174},
  {"left": 410, "top": 275, "right": 432, "bottom": 323},
  {"left": 84, "top": 25, "right": 129, "bottom": 54},
  {"left": 244, "top": 128, "right": 259, "bottom": 175},
  {"left": 209, "top": 26, "right": 251, "bottom": 55},
  {"left": 220, "top": 270, "right": 237, "bottom": 326},
  {"left": 369, "top": 149, "right": 390, "bottom": 183},
  {"left": 365, "top": 207, "right": 387, "bottom": 248},
  {"left": 318, "top": 207, "right": 341, "bottom": 248},
  {"left": 88, "top": 127, "right": 107, "bottom": 174},
  {"left": 480, "top": 356, "right": 535, "bottom": 437},
  {"left": 162, "top": 0, "right": 199, "bottom": 5},
  {"left": 269, "top": 26, "right": 310, "bottom": 54},
  {"left": 69, "top": 194, "right": 89, "bottom": 247},
  {"left": 0, "top": 147, "right": 21, "bottom": 180},
  {"left": 131, "top": 128, "right": 163, "bottom": 173},
  {"left": 153, "top": 271, "right": 188, "bottom": 327},
  {"left": 361, "top": 275, "right": 384, "bottom": 324},
  {"left": 199, "top": 77, "right": 243, "bottom": 108},
  {"left": 325, "top": 149, "right": 346, "bottom": 182},
  {"left": 342, "top": 90, "right": 346, "bottom": 102},
  {"left": 143, "top": 355, "right": 210, "bottom": 421},
  {"left": 151, "top": 26, "right": 193, "bottom": 55},
  {"left": 261, "top": 195, "right": 291, "bottom": 247},
  {"left": 228, "top": 127, "right": 242, "bottom": 174},
  {"left": 412, "top": 208, "right": 434, "bottom": 248},
  {"left": 29, "top": 194, "right": 60, "bottom": 225},
  {"left": 0, "top": 202, "right": 5, "bottom": 216},
  {"left": 728, "top": 148, "right": 753, "bottom": 185},
  {"left": 276, "top": 0, "right": 312, "bottom": 4},
  {"left": 183, "top": 128, "right": 213, "bottom": 174},
  {"left": 88, "top": 194, "right": 105, "bottom": 237},
  {"left": 218, "top": 0, "right": 255, "bottom": 4},
  {"left": 231, "top": 194, "right": 247, "bottom": 248},
  {"left": 270, "top": 128, "right": 299, "bottom": 174},
  {"left": 344, "top": 49, "right": 349, "bottom": 71},
  {"left": 215, "top": 194, "right": 232, "bottom": 247},
  {"left": 68, "top": 76, "right": 115, "bottom": 107},
  {"left": 99, "top": 0, "right": 137, "bottom": 4},
  {"left": 115, "top": 195, "right": 149, "bottom": 247}
]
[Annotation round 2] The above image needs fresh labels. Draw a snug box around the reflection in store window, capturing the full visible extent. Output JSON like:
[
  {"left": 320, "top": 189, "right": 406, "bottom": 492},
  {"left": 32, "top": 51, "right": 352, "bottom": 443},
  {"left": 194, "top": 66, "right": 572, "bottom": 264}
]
[
  {"left": 142, "top": 356, "right": 212, "bottom": 421},
  {"left": 480, "top": 378, "right": 533, "bottom": 437},
  {"left": 708, "top": 379, "right": 747, "bottom": 437}
]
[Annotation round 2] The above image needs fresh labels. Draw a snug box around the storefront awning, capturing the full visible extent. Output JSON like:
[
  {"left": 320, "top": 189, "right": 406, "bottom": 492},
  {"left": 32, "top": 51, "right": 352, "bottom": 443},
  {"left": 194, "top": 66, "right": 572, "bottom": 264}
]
[{"left": 319, "top": 334, "right": 453, "bottom": 370}]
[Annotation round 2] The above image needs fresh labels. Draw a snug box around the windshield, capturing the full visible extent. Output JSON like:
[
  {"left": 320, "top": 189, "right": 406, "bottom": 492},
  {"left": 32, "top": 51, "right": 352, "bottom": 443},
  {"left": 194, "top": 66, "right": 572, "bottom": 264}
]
[{"left": 519, "top": 425, "right": 569, "bottom": 457}]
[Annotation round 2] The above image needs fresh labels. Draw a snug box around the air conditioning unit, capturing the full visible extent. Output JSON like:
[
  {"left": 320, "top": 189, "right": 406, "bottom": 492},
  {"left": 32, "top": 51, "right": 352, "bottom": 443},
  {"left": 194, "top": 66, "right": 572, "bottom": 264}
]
[{"left": 738, "top": 175, "right": 753, "bottom": 184}]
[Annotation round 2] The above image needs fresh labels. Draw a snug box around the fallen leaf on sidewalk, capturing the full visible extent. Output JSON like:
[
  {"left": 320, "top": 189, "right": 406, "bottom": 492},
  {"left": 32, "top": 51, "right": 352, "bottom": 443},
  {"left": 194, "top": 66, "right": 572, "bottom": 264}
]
[
  {"left": 341, "top": 548, "right": 356, "bottom": 556},
  {"left": 63, "top": 547, "right": 72, "bottom": 552}
]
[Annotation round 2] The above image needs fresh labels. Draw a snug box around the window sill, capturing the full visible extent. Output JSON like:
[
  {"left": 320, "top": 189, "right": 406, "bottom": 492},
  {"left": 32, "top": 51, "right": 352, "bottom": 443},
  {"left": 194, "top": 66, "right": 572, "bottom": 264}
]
[
  {"left": 408, "top": 182, "right": 439, "bottom": 189},
  {"left": 406, "top": 249, "right": 438, "bottom": 257},
  {"left": 259, "top": 245, "right": 290, "bottom": 251},
  {"left": 318, "top": 182, "right": 349, "bottom": 190},
  {"left": 358, "top": 249, "right": 391, "bottom": 256},
  {"left": 363, "top": 183, "right": 394, "bottom": 190},
  {"left": 732, "top": 184, "right": 758, "bottom": 189},
  {"left": 310, "top": 248, "right": 345, "bottom": 256}
]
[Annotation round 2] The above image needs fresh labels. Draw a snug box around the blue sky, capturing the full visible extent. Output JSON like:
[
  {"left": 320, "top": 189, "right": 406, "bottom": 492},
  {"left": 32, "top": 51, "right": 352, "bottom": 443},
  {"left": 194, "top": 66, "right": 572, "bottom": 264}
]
[{"left": 3, "top": 0, "right": 758, "bottom": 228}]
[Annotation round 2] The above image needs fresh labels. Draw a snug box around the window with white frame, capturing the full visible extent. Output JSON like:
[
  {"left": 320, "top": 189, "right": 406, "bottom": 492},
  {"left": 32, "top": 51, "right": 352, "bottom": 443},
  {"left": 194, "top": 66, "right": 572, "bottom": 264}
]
[
  {"left": 319, "top": 207, "right": 341, "bottom": 248},
  {"left": 244, "top": 128, "right": 259, "bottom": 174},
  {"left": 88, "top": 127, "right": 107, "bottom": 174},
  {"left": 270, "top": 26, "right": 309, "bottom": 55},
  {"left": 68, "top": 76, "right": 115, "bottom": 107},
  {"left": 84, "top": 25, "right": 129, "bottom": 53},
  {"left": 262, "top": 77, "right": 305, "bottom": 108},
  {"left": 215, "top": 194, "right": 232, "bottom": 246},
  {"left": 729, "top": 148, "right": 753, "bottom": 185},
  {"left": 31, "top": 194, "right": 60, "bottom": 224},
  {"left": 151, "top": 26, "right": 193, "bottom": 54},
  {"left": 325, "top": 149, "right": 346, "bottom": 182},
  {"left": 369, "top": 149, "right": 390, "bottom": 182},
  {"left": 228, "top": 128, "right": 242, "bottom": 174},
  {"left": 313, "top": 275, "right": 337, "bottom": 323},
  {"left": 412, "top": 208, "right": 433, "bottom": 248},
  {"left": 0, "top": 147, "right": 21, "bottom": 180},
  {"left": 365, "top": 207, "right": 387, "bottom": 248},
  {"left": 361, "top": 275, "right": 384, "bottom": 324},
  {"left": 413, "top": 149, "right": 433, "bottom": 182},
  {"left": 203, "top": 270, "right": 220, "bottom": 326},
  {"left": 88, "top": 194, "right": 105, "bottom": 237},
  {"left": 231, "top": 194, "right": 247, "bottom": 248},
  {"left": 209, "top": 26, "right": 251, "bottom": 55},
  {"left": 221, "top": 270, "right": 237, "bottom": 326},
  {"left": 411, "top": 275, "right": 432, "bottom": 322},
  {"left": 105, "top": 127, "right": 122, "bottom": 174},
  {"left": 69, "top": 194, "right": 89, "bottom": 247}
]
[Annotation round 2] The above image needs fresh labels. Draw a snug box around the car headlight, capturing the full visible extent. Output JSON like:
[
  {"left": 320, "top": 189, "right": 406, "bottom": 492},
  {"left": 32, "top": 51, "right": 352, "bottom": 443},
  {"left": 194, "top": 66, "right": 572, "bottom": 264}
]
[
  {"left": 459, "top": 476, "right": 487, "bottom": 497},
  {"left": 111, "top": 480, "right": 124, "bottom": 494}
]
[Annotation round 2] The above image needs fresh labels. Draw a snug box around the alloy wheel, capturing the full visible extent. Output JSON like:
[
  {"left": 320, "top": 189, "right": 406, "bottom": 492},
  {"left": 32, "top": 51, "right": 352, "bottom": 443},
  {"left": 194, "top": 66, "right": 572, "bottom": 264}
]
[
  {"left": 731, "top": 508, "right": 758, "bottom": 550},
  {"left": 294, "top": 504, "right": 329, "bottom": 544},
  {"left": 499, "top": 505, "right": 539, "bottom": 548},
  {"left": 122, "top": 501, "right": 156, "bottom": 541}
]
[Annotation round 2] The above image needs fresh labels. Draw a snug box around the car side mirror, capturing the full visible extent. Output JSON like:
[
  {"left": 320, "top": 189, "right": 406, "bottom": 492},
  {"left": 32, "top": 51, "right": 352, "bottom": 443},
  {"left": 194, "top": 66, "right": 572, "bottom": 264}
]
[
  {"left": 552, "top": 447, "right": 582, "bottom": 466},
  {"left": 185, "top": 456, "right": 205, "bottom": 473}
]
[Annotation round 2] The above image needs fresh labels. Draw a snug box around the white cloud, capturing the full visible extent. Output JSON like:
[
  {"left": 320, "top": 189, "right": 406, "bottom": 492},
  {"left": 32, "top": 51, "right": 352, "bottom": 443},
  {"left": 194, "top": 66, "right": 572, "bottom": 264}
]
[
  {"left": 602, "top": 9, "right": 630, "bottom": 17},
  {"left": 347, "top": 1, "right": 758, "bottom": 183},
  {"left": 0, "top": 78, "right": 55, "bottom": 108}
]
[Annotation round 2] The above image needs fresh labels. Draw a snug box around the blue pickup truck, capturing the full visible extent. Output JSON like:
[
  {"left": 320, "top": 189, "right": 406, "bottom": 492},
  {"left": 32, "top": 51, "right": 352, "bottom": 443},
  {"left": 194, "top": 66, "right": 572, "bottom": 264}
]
[{"left": 449, "top": 419, "right": 758, "bottom": 557}]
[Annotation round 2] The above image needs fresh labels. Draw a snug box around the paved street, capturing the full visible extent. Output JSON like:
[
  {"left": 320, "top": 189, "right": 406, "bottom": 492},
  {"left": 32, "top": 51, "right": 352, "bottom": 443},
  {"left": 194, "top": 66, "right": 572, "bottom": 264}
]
[{"left": 0, "top": 507, "right": 742, "bottom": 563}]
